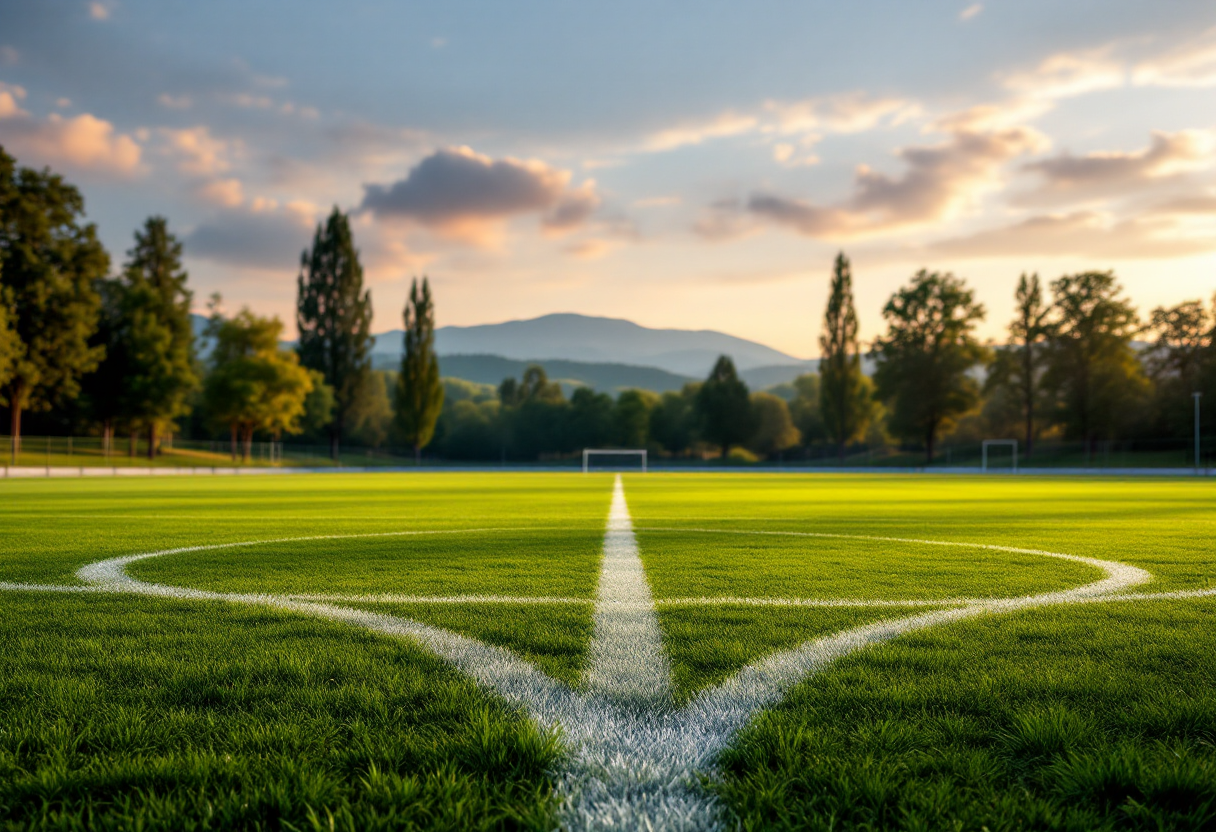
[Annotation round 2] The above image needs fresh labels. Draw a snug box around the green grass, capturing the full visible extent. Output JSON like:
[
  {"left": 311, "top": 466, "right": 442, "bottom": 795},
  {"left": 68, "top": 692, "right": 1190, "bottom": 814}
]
[{"left": 1, "top": 472, "right": 1214, "bottom": 829}]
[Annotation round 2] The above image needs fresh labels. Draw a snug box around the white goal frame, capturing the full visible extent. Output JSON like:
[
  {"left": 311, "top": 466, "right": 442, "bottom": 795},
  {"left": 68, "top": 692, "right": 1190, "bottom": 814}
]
[
  {"left": 583, "top": 449, "right": 648, "bottom": 473},
  {"left": 982, "top": 439, "right": 1018, "bottom": 473}
]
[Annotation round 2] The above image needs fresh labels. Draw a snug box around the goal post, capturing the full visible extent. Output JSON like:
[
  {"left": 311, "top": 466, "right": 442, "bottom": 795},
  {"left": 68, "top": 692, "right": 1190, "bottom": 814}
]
[
  {"left": 583, "top": 449, "right": 648, "bottom": 473},
  {"left": 981, "top": 439, "right": 1018, "bottom": 473}
]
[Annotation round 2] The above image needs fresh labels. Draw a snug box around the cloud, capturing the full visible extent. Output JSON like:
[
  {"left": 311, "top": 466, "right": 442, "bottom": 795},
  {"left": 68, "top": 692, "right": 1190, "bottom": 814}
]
[
  {"left": 157, "top": 93, "right": 192, "bottom": 110},
  {"left": 740, "top": 121, "right": 1047, "bottom": 239},
  {"left": 360, "top": 146, "right": 600, "bottom": 242},
  {"left": 0, "top": 104, "right": 142, "bottom": 175},
  {"left": 693, "top": 198, "right": 760, "bottom": 241},
  {"left": 197, "top": 177, "right": 245, "bottom": 208},
  {"left": 1022, "top": 129, "right": 1216, "bottom": 196},
  {"left": 562, "top": 239, "right": 618, "bottom": 259},
  {"left": 1003, "top": 48, "right": 1125, "bottom": 99},
  {"left": 959, "top": 4, "right": 983, "bottom": 21},
  {"left": 185, "top": 203, "right": 316, "bottom": 270},
  {"left": 634, "top": 195, "right": 681, "bottom": 208},
  {"left": 159, "top": 125, "right": 235, "bottom": 176},
  {"left": 542, "top": 181, "right": 601, "bottom": 232},
  {"left": 641, "top": 112, "right": 759, "bottom": 152},
  {"left": 763, "top": 92, "right": 921, "bottom": 135},
  {"left": 0, "top": 82, "right": 27, "bottom": 118},
  {"left": 630, "top": 92, "right": 920, "bottom": 163},
  {"left": 931, "top": 209, "right": 1216, "bottom": 260},
  {"left": 1133, "top": 26, "right": 1216, "bottom": 88},
  {"left": 89, "top": 2, "right": 111, "bottom": 21}
]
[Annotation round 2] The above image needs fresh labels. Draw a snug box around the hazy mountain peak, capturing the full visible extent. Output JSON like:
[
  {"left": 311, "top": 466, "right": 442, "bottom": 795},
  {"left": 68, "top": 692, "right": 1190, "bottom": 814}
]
[{"left": 372, "top": 312, "right": 804, "bottom": 377}]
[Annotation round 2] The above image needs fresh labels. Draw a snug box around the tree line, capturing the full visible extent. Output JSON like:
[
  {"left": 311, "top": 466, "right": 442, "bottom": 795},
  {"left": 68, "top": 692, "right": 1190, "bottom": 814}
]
[{"left": 1, "top": 146, "right": 1213, "bottom": 464}]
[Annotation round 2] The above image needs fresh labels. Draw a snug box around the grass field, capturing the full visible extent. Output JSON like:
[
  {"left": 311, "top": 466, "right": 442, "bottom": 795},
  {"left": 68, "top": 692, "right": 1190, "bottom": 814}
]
[{"left": 1, "top": 473, "right": 1214, "bottom": 830}]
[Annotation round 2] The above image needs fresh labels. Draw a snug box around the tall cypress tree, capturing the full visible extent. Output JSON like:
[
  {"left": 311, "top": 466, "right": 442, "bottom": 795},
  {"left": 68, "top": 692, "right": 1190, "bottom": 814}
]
[
  {"left": 395, "top": 277, "right": 444, "bottom": 463},
  {"left": 818, "top": 252, "right": 871, "bottom": 461},
  {"left": 296, "top": 207, "right": 372, "bottom": 459},
  {"left": 696, "top": 355, "right": 756, "bottom": 458},
  {"left": 0, "top": 147, "right": 106, "bottom": 457},
  {"left": 121, "top": 216, "right": 197, "bottom": 457}
]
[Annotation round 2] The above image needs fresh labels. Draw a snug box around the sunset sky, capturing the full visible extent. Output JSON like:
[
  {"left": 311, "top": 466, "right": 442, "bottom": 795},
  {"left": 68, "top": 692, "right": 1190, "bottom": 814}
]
[{"left": 2, "top": 1, "right": 1215, "bottom": 358}]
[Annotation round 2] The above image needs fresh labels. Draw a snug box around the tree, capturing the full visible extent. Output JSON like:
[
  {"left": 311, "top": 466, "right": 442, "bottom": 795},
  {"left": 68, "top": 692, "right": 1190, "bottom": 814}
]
[
  {"left": 569, "top": 386, "right": 614, "bottom": 450},
  {"left": 1146, "top": 297, "right": 1214, "bottom": 438},
  {"left": 615, "top": 389, "right": 658, "bottom": 448},
  {"left": 519, "top": 364, "right": 563, "bottom": 403},
  {"left": 696, "top": 356, "right": 756, "bottom": 457},
  {"left": 296, "top": 207, "right": 373, "bottom": 460},
  {"left": 0, "top": 147, "right": 106, "bottom": 455},
  {"left": 985, "top": 273, "right": 1051, "bottom": 458},
  {"left": 119, "top": 217, "right": 198, "bottom": 458},
  {"left": 204, "top": 308, "right": 314, "bottom": 461},
  {"left": 748, "top": 392, "right": 801, "bottom": 458},
  {"left": 395, "top": 277, "right": 444, "bottom": 462},
  {"left": 1041, "top": 271, "right": 1147, "bottom": 453},
  {"left": 300, "top": 369, "right": 335, "bottom": 438},
  {"left": 1147, "top": 298, "right": 1211, "bottom": 389},
  {"left": 819, "top": 253, "right": 873, "bottom": 459},
  {"left": 872, "top": 270, "right": 987, "bottom": 463},
  {"left": 788, "top": 373, "right": 827, "bottom": 449},
  {"left": 0, "top": 286, "right": 20, "bottom": 402},
  {"left": 649, "top": 384, "right": 699, "bottom": 455}
]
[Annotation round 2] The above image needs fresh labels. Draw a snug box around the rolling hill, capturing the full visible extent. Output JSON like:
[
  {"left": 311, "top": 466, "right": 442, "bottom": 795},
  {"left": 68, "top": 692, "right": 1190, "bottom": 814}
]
[{"left": 371, "top": 313, "right": 806, "bottom": 377}]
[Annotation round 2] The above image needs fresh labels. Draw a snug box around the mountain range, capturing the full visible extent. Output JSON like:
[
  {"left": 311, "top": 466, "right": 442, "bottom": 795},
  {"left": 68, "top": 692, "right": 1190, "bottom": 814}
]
[
  {"left": 372, "top": 313, "right": 806, "bottom": 376},
  {"left": 196, "top": 312, "right": 821, "bottom": 393}
]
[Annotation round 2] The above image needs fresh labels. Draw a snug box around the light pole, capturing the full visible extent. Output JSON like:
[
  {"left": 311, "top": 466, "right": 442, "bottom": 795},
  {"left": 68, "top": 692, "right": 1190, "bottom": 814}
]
[{"left": 1195, "top": 392, "right": 1203, "bottom": 473}]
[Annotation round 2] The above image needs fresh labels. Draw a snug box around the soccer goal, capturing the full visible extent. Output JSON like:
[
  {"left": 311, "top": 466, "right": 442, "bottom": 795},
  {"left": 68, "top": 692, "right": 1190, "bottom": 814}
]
[
  {"left": 583, "top": 449, "right": 648, "bottom": 473},
  {"left": 981, "top": 439, "right": 1018, "bottom": 473}
]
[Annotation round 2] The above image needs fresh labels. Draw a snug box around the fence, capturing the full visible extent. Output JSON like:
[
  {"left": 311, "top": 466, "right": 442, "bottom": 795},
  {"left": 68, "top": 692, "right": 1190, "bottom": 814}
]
[{"left": 2, "top": 434, "right": 1213, "bottom": 472}]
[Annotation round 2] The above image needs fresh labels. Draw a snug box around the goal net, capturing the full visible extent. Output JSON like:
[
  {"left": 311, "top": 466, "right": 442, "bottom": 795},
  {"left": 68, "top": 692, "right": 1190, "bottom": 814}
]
[
  {"left": 583, "top": 449, "right": 648, "bottom": 473},
  {"left": 981, "top": 439, "right": 1018, "bottom": 473}
]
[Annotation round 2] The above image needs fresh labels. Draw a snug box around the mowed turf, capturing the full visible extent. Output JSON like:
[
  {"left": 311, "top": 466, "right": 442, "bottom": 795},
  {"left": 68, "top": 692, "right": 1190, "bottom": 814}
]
[{"left": 0, "top": 472, "right": 1214, "bottom": 830}]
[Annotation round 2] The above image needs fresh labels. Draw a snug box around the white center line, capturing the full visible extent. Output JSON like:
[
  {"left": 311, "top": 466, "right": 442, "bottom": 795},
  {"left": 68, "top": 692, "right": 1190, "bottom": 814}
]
[{"left": 582, "top": 474, "right": 674, "bottom": 709}]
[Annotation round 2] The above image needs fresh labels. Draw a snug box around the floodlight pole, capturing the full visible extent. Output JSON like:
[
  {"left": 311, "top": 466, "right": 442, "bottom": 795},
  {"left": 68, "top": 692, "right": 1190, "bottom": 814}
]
[{"left": 1194, "top": 392, "right": 1202, "bottom": 473}]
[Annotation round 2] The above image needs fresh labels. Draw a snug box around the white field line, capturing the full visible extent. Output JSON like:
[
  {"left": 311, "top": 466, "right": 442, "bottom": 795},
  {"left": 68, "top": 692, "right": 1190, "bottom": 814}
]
[
  {"left": 557, "top": 475, "right": 706, "bottom": 830},
  {"left": 582, "top": 475, "right": 673, "bottom": 709},
  {"left": 8, "top": 582, "right": 1214, "bottom": 605}
]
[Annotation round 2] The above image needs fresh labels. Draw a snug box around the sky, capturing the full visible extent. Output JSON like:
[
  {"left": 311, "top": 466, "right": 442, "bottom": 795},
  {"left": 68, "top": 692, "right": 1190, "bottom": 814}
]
[{"left": 1, "top": 0, "right": 1215, "bottom": 359}]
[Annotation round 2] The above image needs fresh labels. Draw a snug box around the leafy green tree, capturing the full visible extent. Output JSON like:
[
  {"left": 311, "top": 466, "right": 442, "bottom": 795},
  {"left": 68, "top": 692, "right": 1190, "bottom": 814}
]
[
  {"left": 748, "top": 391, "right": 801, "bottom": 458},
  {"left": 119, "top": 217, "right": 198, "bottom": 457},
  {"left": 1042, "top": 271, "right": 1147, "bottom": 452},
  {"left": 1147, "top": 298, "right": 1211, "bottom": 389},
  {"left": 395, "top": 277, "right": 444, "bottom": 462},
  {"left": 300, "top": 369, "right": 335, "bottom": 438},
  {"left": 296, "top": 207, "right": 373, "bottom": 459},
  {"left": 519, "top": 364, "right": 563, "bottom": 403},
  {"left": 614, "top": 389, "right": 658, "bottom": 448},
  {"left": 0, "top": 287, "right": 21, "bottom": 403},
  {"left": 1146, "top": 297, "right": 1214, "bottom": 438},
  {"left": 204, "top": 308, "right": 314, "bottom": 461},
  {"left": 569, "top": 386, "right": 614, "bottom": 450},
  {"left": 649, "top": 384, "right": 699, "bottom": 455},
  {"left": 819, "top": 253, "right": 873, "bottom": 459},
  {"left": 696, "top": 355, "right": 756, "bottom": 458},
  {"left": 872, "top": 270, "right": 987, "bottom": 463},
  {"left": 788, "top": 373, "right": 827, "bottom": 448},
  {"left": 349, "top": 370, "right": 393, "bottom": 448},
  {"left": 0, "top": 147, "right": 106, "bottom": 454},
  {"left": 985, "top": 273, "right": 1051, "bottom": 458}
]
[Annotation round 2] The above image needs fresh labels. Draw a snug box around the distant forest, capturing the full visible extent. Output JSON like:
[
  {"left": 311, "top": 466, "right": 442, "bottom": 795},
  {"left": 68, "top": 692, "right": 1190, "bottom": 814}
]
[{"left": 2, "top": 146, "right": 1214, "bottom": 464}]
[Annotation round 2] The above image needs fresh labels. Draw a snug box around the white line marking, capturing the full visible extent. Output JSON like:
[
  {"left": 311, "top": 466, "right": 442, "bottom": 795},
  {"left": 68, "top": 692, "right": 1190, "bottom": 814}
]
[{"left": 583, "top": 475, "right": 673, "bottom": 708}]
